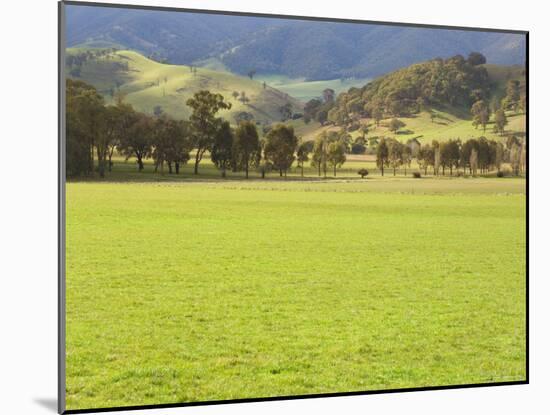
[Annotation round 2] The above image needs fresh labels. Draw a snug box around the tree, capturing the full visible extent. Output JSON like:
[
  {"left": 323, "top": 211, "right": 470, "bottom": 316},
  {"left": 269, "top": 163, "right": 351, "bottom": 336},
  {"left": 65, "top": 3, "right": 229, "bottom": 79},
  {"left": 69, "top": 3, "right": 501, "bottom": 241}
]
[
  {"left": 434, "top": 144, "right": 441, "bottom": 176},
  {"left": 296, "top": 141, "right": 310, "bottom": 177},
  {"left": 376, "top": 138, "right": 389, "bottom": 176},
  {"left": 323, "top": 88, "right": 335, "bottom": 103},
  {"left": 98, "top": 105, "right": 122, "bottom": 177},
  {"left": 493, "top": 109, "right": 508, "bottom": 135},
  {"left": 477, "top": 136, "right": 491, "bottom": 173},
  {"left": 66, "top": 79, "right": 105, "bottom": 177},
  {"left": 510, "top": 143, "right": 521, "bottom": 176},
  {"left": 326, "top": 140, "right": 346, "bottom": 176},
  {"left": 471, "top": 100, "right": 490, "bottom": 132},
  {"left": 264, "top": 124, "right": 298, "bottom": 177},
  {"left": 119, "top": 112, "right": 154, "bottom": 171},
  {"left": 440, "top": 139, "right": 461, "bottom": 176},
  {"left": 304, "top": 98, "right": 322, "bottom": 124},
  {"left": 461, "top": 139, "right": 478, "bottom": 174},
  {"left": 502, "top": 79, "right": 521, "bottom": 112},
  {"left": 152, "top": 117, "right": 191, "bottom": 174},
  {"left": 232, "top": 91, "right": 239, "bottom": 101},
  {"left": 417, "top": 144, "right": 434, "bottom": 175},
  {"left": 401, "top": 145, "right": 412, "bottom": 175},
  {"left": 389, "top": 118, "right": 406, "bottom": 134},
  {"left": 372, "top": 107, "right": 383, "bottom": 127},
  {"left": 495, "top": 142, "right": 504, "bottom": 173},
  {"left": 316, "top": 109, "right": 328, "bottom": 126},
  {"left": 279, "top": 103, "right": 293, "bottom": 121},
  {"left": 233, "top": 121, "right": 260, "bottom": 179},
  {"left": 387, "top": 139, "right": 403, "bottom": 175},
  {"left": 311, "top": 132, "right": 330, "bottom": 177},
  {"left": 470, "top": 148, "right": 478, "bottom": 176},
  {"left": 211, "top": 121, "right": 234, "bottom": 177},
  {"left": 186, "top": 90, "right": 231, "bottom": 174},
  {"left": 247, "top": 69, "right": 256, "bottom": 80},
  {"left": 520, "top": 142, "right": 527, "bottom": 174},
  {"left": 467, "top": 52, "right": 487, "bottom": 66}
]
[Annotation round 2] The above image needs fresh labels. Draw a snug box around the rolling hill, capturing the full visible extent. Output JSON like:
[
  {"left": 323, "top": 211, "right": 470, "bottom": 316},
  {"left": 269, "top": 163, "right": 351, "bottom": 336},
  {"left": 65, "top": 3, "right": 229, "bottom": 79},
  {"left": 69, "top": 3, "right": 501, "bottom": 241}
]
[
  {"left": 292, "top": 61, "right": 526, "bottom": 143},
  {"left": 66, "top": 48, "right": 303, "bottom": 124},
  {"left": 66, "top": 4, "right": 527, "bottom": 81}
]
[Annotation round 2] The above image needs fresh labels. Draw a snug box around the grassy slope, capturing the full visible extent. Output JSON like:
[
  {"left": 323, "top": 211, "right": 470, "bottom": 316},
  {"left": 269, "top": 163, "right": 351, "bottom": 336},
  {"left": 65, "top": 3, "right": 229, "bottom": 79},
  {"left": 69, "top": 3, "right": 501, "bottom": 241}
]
[
  {"left": 67, "top": 49, "right": 303, "bottom": 123},
  {"left": 66, "top": 178, "right": 526, "bottom": 410},
  {"left": 255, "top": 74, "right": 371, "bottom": 102}
]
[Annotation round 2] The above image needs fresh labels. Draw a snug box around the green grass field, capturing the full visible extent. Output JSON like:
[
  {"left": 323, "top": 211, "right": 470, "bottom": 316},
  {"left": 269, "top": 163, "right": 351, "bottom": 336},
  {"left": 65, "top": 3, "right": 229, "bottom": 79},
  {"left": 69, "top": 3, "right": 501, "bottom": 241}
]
[{"left": 65, "top": 174, "right": 526, "bottom": 410}]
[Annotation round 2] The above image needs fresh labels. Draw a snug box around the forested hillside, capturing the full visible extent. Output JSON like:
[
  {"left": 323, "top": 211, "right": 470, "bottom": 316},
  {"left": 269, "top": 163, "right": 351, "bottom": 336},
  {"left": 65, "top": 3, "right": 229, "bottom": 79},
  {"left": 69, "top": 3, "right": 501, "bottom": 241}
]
[
  {"left": 302, "top": 53, "right": 525, "bottom": 128},
  {"left": 66, "top": 5, "right": 526, "bottom": 80}
]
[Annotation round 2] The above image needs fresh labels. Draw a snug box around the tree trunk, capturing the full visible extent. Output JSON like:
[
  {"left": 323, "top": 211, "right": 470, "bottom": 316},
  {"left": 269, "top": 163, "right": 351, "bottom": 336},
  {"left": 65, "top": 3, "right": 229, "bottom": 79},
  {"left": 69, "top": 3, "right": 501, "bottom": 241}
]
[
  {"left": 301, "top": 166, "right": 304, "bottom": 177},
  {"left": 334, "top": 165, "right": 336, "bottom": 176},
  {"left": 194, "top": 150, "right": 201, "bottom": 175},
  {"left": 137, "top": 154, "right": 144, "bottom": 171},
  {"left": 175, "top": 162, "right": 180, "bottom": 174},
  {"left": 108, "top": 149, "right": 114, "bottom": 172},
  {"left": 245, "top": 163, "right": 249, "bottom": 179},
  {"left": 381, "top": 166, "right": 384, "bottom": 176},
  {"left": 168, "top": 162, "right": 173, "bottom": 174},
  {"left": 279, "top": 169, "right": 283, "bottom": 177}
]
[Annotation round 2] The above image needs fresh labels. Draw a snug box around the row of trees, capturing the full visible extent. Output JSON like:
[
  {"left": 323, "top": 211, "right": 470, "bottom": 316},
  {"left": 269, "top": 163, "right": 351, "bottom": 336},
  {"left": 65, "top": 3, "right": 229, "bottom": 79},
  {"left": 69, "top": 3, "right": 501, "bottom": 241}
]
[
  {"left": 376, "top": 135, "right": 526, "bottom": 176},
  {"left": 67, "top": 80, "right": 313, "bottom": 179},
  {"left": 68, "top": 80, "right": 525, "bottom": 180}
]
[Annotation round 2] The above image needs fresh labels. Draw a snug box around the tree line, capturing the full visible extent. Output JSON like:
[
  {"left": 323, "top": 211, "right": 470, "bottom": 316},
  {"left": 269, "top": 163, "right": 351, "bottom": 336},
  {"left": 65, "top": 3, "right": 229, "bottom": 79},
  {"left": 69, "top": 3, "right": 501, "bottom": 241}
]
[
  {"left": 375, "top": 135, "right": 526, "bottom": 177},
  {"left": 67, "top": 80, "right": 310, "bottom": 179},
  {"left": 67, "top": 79, "right": 525, "bottom": 180}
]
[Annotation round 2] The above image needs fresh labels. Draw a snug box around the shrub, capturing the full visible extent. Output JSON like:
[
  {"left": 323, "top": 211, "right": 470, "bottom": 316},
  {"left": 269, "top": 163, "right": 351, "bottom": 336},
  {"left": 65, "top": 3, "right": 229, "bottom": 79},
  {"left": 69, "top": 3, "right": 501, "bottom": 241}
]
[
  {"left": 347, "top": 122, "right": 360, "bottom": 132},
  {"left": 496, "top": 170, "right": 505, "bottom": 178},
  {"left": 412, "top": 172, "right": 421, "bottom": 178},
  {"left": 358, "top": 168, "right": 369, "bottom": 178},
  {"left": 351, "top": 143, "right": 366, "bottom": 154}
]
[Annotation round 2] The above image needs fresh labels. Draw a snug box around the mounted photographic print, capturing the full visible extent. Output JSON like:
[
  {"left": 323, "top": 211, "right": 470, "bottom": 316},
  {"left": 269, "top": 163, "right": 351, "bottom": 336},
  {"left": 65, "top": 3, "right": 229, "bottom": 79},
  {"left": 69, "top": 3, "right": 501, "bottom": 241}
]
[{"left": 58, "top": 1, "right": 528, "bottom": 413}]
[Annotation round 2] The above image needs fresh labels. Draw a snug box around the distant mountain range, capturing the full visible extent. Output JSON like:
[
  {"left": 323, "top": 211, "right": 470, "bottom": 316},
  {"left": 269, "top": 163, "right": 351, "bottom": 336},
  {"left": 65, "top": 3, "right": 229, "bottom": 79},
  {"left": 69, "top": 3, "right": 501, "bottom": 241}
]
[{"left": 66, "top": 4, "right": 526, "bottom": 81}]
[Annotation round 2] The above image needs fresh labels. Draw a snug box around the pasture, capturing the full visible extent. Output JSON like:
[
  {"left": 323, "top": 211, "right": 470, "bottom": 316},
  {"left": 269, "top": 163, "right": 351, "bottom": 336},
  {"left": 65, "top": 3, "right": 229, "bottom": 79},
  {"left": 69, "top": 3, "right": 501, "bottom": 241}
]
[
  {"left": 254, "top": 74, "right": 371, "bottom": 101},
  {"left": 293, "top": 109, "right": 526, "bottom": 144},
  {"left": 65, "top": 175, "right": 526, "bottom": 410}
]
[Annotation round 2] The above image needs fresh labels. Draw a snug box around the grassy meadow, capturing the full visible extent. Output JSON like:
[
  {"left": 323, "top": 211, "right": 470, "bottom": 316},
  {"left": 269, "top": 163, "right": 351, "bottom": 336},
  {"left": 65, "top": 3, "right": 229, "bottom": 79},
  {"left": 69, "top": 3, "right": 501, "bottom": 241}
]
[
  {"left": 65, "top": 37, "right": 527, "bottom": 411},
  {"left": 254, "top": 74, "right": 371, "bottom": 101},
  {"left": 292, "top": 109, "right": 526, "bottom": 144},
  {"left": 65, "top": 172, "right": 526, "bottom": 410}
]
